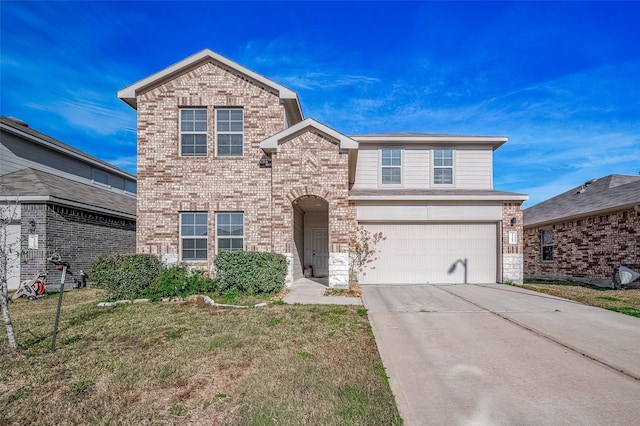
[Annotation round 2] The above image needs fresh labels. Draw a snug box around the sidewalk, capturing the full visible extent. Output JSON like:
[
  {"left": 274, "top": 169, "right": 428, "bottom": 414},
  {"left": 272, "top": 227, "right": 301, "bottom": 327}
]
[{"left": 283, "top": 277, "right": 362, "bottom": 305}]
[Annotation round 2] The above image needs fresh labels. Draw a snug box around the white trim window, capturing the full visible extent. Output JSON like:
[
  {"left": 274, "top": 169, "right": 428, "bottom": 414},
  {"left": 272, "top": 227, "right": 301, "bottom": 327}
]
[
  {"left": 181, "top": 212, "right": 208, "bottom": 261},
  {"left": 433, "top": 149, "right": 454, "bottom": 185},
  {"left": 381, "top": 148, "right": 402, "bottom": 185},
  {"left": 180, "top": 108, "right": 208, "bottom": 156},
  {"left": 216, "top": 212, "right": 244, "bottom": 251},
  {"left": 541, "top": 229, "right": 553, "bottom": 261},
  {"left": 216, "top": 108, "right": 243, "bottom": 156}
]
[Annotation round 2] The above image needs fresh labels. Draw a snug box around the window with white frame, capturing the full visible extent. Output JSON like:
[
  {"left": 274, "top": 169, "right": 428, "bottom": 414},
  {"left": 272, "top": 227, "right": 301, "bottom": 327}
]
[
  {"left": 433, "top": 149, "right": 454, "bottom": 184},
  {"left": 216, "top": 109, "right": 243, "bottom": 156},
  {"left": 541, "top": 229, "right": 553, "bottom": 261},
  {"left": 217, "top": 212, "right": 244, "bottom": 251},
  {"left": 181, "top": 212, "right": 208, "bottom": 260},
  {"left": 180, "top": 108, "right": 208, "bottom": 156},
  {"left": 381, "top": 148, "right": 402, "bottom": 185}
]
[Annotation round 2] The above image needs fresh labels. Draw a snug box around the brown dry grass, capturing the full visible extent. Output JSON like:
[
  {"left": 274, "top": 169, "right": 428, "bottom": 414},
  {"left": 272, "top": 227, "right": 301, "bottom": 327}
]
[
  {"left": 522, "top": 280, "right": 640, "bottom": 317},
  {"left": 0, "top": 288, "right": 401, "bottom": 425},
  {"left": 324, "top": 283, "right": 362, "bottom": 298}
]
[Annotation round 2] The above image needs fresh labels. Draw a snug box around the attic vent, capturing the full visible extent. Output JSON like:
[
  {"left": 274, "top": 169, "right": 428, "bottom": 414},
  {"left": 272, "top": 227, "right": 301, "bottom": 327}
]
[{"left": 576, "top": 178, "right": 598, "bottom": 194}]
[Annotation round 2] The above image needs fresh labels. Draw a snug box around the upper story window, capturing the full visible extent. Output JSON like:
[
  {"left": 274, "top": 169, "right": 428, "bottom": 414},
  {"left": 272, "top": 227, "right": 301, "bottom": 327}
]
[
  {"left": 181, "top": 212, "right": 208, "bottom": 261},
  {"left": 541, "top": 229, "right": 554, "bottom": 261},
  {"left": 433, "top": 149, "right": 454, "bottom": 185},
  {"left": 180, "top": 108, "right": 208, "bottom": 156},
  {"left": 216, "top": 212, "right": 244, "bottom": 251},
  {"left": 381, "top": 148, "right": 402, "bottom": 185},
  {"left": 124, "top": 180, "right": 137, "bottom": 194},
  {"left": 93, "top": 169, "right": 109, "bottom": 186},
  {"left": 216, "top": 109, "right": 243, "bottom": 156}
]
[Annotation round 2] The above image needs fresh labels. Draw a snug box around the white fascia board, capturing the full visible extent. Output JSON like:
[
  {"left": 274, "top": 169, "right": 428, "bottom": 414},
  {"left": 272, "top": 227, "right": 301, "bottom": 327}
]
[
  {"left": 349, "top": 194, "right": 529, "bottom": 202},
  {"left": 118, "top": 49, "right": 300, "bottom": 112},
  {"left": 0, "top": 195, "right": 136, "bottom": 220},
  {"left": 352, "top": 135, "right": 508, "bottom": 150},
  {"left": 260, "top": 118, "right": 359, "bottom": 152},
  {"left": 0, "top": 123, "right": 136, "bottom": 180}
]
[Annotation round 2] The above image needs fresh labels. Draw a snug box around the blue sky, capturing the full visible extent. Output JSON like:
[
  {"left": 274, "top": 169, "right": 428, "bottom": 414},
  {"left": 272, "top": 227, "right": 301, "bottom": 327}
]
[{"left": 2, "top": 1, "right": 639, "bottom": 206}]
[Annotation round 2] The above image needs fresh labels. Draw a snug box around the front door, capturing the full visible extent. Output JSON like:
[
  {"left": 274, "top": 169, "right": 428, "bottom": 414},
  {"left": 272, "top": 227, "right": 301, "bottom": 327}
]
[{"left": 312, "top": 228, "right": 329, "bottom": 276}]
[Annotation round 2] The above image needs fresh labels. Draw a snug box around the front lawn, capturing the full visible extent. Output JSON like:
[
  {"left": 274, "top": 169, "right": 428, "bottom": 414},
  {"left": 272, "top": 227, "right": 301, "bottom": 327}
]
[
  {"left": 522, "top": 279, "right": 640, "bottom": 318},
  {"left": 0, "top": 288, "right": 402, "bottom": 425}
]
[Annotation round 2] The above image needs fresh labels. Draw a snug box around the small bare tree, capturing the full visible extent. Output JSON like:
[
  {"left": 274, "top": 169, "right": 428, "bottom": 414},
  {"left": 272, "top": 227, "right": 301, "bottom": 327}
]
[
  {"left": 348, "top": 226, "right": 386, "bottom": 284},
  {"left": 0, "top": 197, "right": 20, "bottom": 349}
]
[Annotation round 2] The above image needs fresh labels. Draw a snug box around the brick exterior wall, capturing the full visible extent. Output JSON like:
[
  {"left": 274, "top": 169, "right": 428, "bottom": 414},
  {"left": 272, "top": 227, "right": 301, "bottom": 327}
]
[
  {"left": 502, "top": 202, "right": 525, "bottom": 284},
  {"left": 136, "top": 61, "right": 286, "bottom": 274},
  {"left": 524, "top": 207, "right": 640, "bottom": 286},
  {"left": 271, "top": 131, "right": 357, "bottom": 287},
  {"left": 135, "top": 61, "right": 357, "bottom": 286},
  {"left": 20, "top": 203, "right": 135, "bottom": 287}
]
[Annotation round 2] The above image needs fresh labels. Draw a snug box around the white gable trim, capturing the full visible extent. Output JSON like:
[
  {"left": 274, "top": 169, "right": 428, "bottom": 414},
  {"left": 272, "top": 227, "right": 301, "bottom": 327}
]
[
  {"left": 260, "top": 118, "right": 359, "bottom": 153},
  {"left": 118, "top": 49, "right": 302, "bottom": 121}
]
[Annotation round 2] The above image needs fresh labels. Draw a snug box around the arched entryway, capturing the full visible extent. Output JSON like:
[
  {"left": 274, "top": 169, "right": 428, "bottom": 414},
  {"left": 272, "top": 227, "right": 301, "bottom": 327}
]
[{"left": 292, "top": 195, "right": 329, "bottom": 283}]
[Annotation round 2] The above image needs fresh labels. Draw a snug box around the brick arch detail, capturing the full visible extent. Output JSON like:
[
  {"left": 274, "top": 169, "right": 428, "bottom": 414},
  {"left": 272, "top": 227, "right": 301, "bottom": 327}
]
[{"left": 285, "top": 186, "right": 332, "bottom": 203}]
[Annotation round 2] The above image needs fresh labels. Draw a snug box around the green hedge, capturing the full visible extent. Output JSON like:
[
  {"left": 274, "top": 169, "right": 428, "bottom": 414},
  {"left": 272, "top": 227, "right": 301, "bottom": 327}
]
[
  {"left": 90, "top": 253, "right": 163, "bottom": 300},
  {"left": 146, "top": 264, "right": 215, "bottom": 300},
  {"left": 214, "top": 251, "right": 287, "bottom": 295}
]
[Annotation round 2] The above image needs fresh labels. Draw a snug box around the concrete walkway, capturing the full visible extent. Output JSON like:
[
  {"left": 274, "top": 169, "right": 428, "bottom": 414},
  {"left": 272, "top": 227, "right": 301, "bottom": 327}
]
[
  {"left": 363, "top": 284, "right": 640, "bottom": 425},
  {"left": 283, "top": 277, "right": 362, "bottom": 305}
]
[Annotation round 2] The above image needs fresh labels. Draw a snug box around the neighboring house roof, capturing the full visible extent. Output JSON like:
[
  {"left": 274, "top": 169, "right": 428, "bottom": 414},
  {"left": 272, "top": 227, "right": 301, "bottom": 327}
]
[
  {"left": 260, "top": 118, "right": 359, "bottom": 152},
  {"left": 0, "top": 116, "right": 136, "bottom": 180},
  {"left": 524, "top": 174, "right": 640, "bottom": 227},
  {"left": 349, "top": 188, "right": 528, "bottom": 201},
  {"left": 0, "top": 168, "right": 136, "bottom": 219},
  {"left": 351, "top": 133, "right": 508, "bottom": 150},
  {"left": 118, "top": 49, "right": 304, "bottom": 123}
]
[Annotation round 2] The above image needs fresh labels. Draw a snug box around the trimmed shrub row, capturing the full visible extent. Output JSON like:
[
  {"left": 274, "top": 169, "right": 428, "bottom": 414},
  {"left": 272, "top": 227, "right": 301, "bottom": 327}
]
[{"left": 90, "top": 251, "right": 287, "bottom": 300}]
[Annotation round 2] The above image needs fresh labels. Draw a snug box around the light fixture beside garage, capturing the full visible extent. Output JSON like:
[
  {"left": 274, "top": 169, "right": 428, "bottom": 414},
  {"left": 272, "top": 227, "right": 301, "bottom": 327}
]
[{"left": 510, "top": 217, "right": 517, "bottom": 226}]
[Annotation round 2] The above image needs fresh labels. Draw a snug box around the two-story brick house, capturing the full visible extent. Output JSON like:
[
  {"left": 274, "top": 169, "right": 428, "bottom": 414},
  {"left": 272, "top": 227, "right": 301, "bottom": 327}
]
[{"left": 119, "top": 49, "right": 527, "bottom": 288}]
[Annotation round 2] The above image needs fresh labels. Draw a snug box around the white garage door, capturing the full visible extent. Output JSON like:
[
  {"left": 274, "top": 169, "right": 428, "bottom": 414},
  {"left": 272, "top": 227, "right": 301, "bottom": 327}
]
[{"left": 360, "top": 223, "right": 497, "bottom": 284}]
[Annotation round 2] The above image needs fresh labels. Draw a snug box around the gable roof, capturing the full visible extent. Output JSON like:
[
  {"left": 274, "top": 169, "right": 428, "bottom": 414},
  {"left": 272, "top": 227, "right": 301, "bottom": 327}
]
[
  {"left": 0, "top": 116, "right": 136, "bottom": 180},
  {"left": 260, "top": 118, "right": 359, "bottom": 153},
  {"left": 352, "top": 133, "right": 508, "bottom": 150},
  {"left": 524, "top": 174, "right": 640, "bottom": 227},
  {"left": 0, "top": 168, "right": 136, "bottom": 219},
  {"left": 117, "top": 49, "right": 303, "bottom": 123}
]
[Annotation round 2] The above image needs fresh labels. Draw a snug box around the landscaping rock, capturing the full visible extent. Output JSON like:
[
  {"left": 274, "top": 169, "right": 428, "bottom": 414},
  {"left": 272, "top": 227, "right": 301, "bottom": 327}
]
[
  {"left": 254, "top": 302, "right": 268, "bottom": 308},
  {"left": 97, "top": 302, "right": 115, "bottom": 308},
  {"left": 133, "top": 299, "right": 150, "bottom": 304}
]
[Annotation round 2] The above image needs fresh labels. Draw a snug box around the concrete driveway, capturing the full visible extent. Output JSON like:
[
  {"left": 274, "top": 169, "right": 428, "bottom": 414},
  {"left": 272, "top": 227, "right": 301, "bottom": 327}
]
[{"left": 362, "top": 284, "right": 640, "bottom": 425}]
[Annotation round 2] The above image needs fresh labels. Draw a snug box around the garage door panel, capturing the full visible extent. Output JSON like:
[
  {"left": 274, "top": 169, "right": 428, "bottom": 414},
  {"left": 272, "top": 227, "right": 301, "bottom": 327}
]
[{"left": 361, "top": 223, "right": 497, "bottom": 284}]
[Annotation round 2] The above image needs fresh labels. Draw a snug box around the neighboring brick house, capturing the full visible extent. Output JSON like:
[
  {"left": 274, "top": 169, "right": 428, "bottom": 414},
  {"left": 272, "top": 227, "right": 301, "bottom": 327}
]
[
  {"left": 119, "top": 49, "right": 527, "bottom": 287},
  {"left": 0, "top": 116, "right": 136, "bottom": 290},
  {"left": 524, "top": 175, "right": 640, "bottom": 287}
]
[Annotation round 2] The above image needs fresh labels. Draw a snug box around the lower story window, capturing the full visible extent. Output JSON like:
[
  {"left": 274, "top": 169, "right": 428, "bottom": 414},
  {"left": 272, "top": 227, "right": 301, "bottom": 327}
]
[
  {"left": 541, "top": 229, "right": 553, "bottom": 261},
  {"left": 217, "top": 212, "right": 244, "bottom": 251},
  {"left": 181, "top": 212, "right": 208, "bottom": 260}
]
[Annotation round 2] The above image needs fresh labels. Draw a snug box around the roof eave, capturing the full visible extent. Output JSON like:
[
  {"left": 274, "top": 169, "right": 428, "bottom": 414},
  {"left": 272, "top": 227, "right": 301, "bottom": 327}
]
[
  {"left": 524, "top": 202, "right": 640, "bottom": 228},
  {"left": 260, "top": 118, "right": 358, "bottom": 153},
  {"left": 117, "top": 49, "right": 302, "bottom": 116},
  {"left": 0, "top": 195, "right": 136, "bottom": 220},
  {"left": 352, "top": 135, "right": 508, "bottom": 150},
  {"left": 349, "top": 194, "right": 529, "bottom": 202}
]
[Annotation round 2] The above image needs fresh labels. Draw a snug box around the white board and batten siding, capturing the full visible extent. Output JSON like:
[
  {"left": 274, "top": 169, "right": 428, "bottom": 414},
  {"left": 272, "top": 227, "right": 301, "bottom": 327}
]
[{"left": 352, "top": 145, "right": 493, "bottom": 190}]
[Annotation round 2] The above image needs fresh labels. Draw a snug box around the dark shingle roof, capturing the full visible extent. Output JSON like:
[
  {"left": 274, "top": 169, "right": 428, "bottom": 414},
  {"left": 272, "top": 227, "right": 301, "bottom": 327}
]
[
  {"left": 0, "top": 168, "right": 136, "bottom": 218},
  {"left": 524, "top": 174, "right": 640, "bottom": 227}
]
